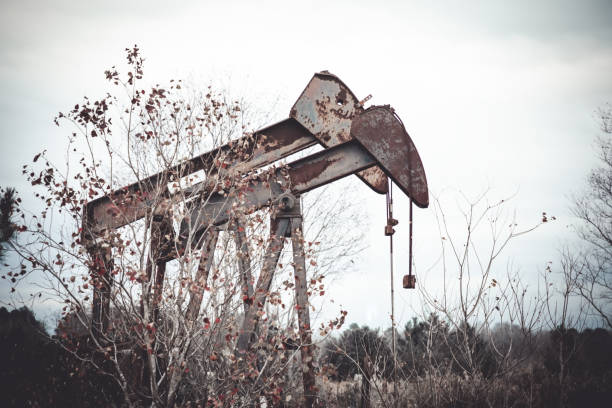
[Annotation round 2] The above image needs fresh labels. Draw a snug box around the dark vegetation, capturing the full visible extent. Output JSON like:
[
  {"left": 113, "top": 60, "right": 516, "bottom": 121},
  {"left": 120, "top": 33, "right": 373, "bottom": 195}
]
[
  {"left": 319, "top": 319, "right": 612, "bottom": 408},
  {"left": 1, "top": 307, "right": 610, "bottom": 407},
  {"left": 0, "top": 307, "right": 122, "bottom": 407}
]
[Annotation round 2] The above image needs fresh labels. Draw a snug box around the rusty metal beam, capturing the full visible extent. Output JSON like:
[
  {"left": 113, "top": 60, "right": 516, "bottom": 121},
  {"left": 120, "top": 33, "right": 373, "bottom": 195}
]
[
  {"left": 83, "top": 118, "right": 317, "bottom": 239},
  {"left": 181, "top": 140, "right": 377, "bottom": 244},
  {"left": 173, "top": 105, "right": 429, "bottom": 263},
  {"left": 83, "top": 72, "right": 400, "bottom": 242}
]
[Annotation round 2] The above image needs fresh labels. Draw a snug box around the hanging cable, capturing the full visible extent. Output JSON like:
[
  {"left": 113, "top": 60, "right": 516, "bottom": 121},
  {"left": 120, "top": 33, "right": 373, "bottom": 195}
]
[
  {"left": 385, "top": 180, "right": 399, "bottom": 404},
  {"left": 385, "top": 182, "right": 398, "bottom": 236}
]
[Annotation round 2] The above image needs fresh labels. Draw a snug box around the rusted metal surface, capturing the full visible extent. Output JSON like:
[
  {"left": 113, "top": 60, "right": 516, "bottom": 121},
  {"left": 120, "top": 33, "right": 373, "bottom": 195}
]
[
  {"left": 290, "top": 71, "right": 388, "bottom": 194},
  {"left": 351, "top": 106, "right": 429, "bottom": 208},
  {"left": 291, "top": 71, "right": 361, "bottom": 145},
  {"left": 403, "top": 274, "right": 416, "bottom": 289},
  {"left": 287, "top": 140, "right": 376, "bottom": 193},
  {"left": 289, "top": 204, "right": 316, "bottom": 407},
  {"left": 185, "top": 230, "right": 219, "bottom": 321},
  {"left": 89, "top": 245, "right": 113, "bottom": 335},
  {"left": 181, "top": 140, "right": 377, "bottom": 242},
  {"left": 100, "top": 106, "right": 428, "bottom": 262},
  {"left": 357, "top": 166, "right": 388, "bottom": 194},
  {"left": 236, "top": 216, "right": 290, "bottom": 353},
  {"left": 232, "top": 219, "right": 254, "bottom": 313},
  {"left": 83, "top": 118, "right": 317, "bottom": 239},
  {"left": 151, "top": 261, "right": 167, "bottom": 320},
  {"left": 147, "top": 220, "right": 174, "bottom": 320}
]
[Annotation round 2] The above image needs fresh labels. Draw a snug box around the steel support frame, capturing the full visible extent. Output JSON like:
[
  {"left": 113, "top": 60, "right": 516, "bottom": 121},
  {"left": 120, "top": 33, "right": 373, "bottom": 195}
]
[
  {"left": 235, "top": 197, "right": 315, "bottom": 407},
  {"left": 81, "top": 84, "right": 431, "bottom": 407}
]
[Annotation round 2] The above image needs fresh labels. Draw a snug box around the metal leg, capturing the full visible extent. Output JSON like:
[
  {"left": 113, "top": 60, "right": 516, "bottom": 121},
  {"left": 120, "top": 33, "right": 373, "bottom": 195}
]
[
  {"left": 140, "top": 220, "right": 173, "bottom": 318},
  {"left": 152, "top": 220, "right": 174, "bottom": 321},
  {"left": 90, "top": 245, "right": 113, "bottom": 336},
  {"left": 185, "top": 230, "right": 219, "bottom": 321},
  {"left": 139, "top": 219, "right": 174, "bottom": 399},
  {"left": 290, "top": 205, "right": 316, "bottom": 408},
  {"left": 232, "top": 218, "right": 254, "bottom": 314},
  {"left": 235, "top": 195, "right": 318, "bottom": 406},
  {"left": 236, "top": 216, "right": 290, "bottom": 353},
  {"left": 152, "top": 261, "right": 166, "bottom": 322}
]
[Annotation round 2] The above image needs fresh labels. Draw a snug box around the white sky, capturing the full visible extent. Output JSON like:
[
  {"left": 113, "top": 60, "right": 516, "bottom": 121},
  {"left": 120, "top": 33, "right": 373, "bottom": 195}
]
[{"left": 1, "top": 0, "right": 611, "bottom": 329}]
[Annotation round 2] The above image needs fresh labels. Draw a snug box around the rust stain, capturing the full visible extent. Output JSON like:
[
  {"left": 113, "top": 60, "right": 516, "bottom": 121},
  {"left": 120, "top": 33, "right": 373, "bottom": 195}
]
[
  {"left": 288, "top": 72, "right": 390, "bottom": 195},
  {"left": 289, "top": 155, "right": 339, "bottom": 188},
  {"left": 356, "top": 167, "right": 388, "bottom": 194},
  {"left": 351, "top": 106, "right": 429, "bottom": 208}
]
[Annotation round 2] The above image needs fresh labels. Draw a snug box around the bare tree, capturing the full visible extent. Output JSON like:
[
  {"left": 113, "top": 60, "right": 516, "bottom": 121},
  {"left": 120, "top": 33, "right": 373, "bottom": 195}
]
[
  {"left": 541, "top": 247, "right": 590, "bottom": 408},
  {"left": 570, "top": 104, "right": 612, "bottom": 328},
  {"left": 5, "top": 47, "right": 363, "bottom": 407},
  {"left": 319, "top": 191, "right": 550, "bottom": 408},
  {"left": 410, "top": 191, "right": 548, "bottom": 407}
]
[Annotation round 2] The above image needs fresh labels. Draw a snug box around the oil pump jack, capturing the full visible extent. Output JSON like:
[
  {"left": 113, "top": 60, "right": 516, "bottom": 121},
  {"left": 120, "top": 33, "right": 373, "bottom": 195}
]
[{"left": 82, "top": 71, "right": 428, "bottom": 405}]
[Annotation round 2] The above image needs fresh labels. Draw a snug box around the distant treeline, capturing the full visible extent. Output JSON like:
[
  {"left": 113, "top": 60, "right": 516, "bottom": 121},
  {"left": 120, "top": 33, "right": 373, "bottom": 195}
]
[
  {"left": 1, "top": 307, "right": 611, "bottom": 407},
  {"left": 320, "top": 316, "right": 612, "bottom": 407}
]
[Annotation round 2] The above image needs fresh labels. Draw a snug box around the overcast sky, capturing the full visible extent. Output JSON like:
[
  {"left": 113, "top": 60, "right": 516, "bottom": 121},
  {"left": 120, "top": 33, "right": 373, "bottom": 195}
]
[{"left": 1, "top": 0, "right": 611, "bottom": 329}]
